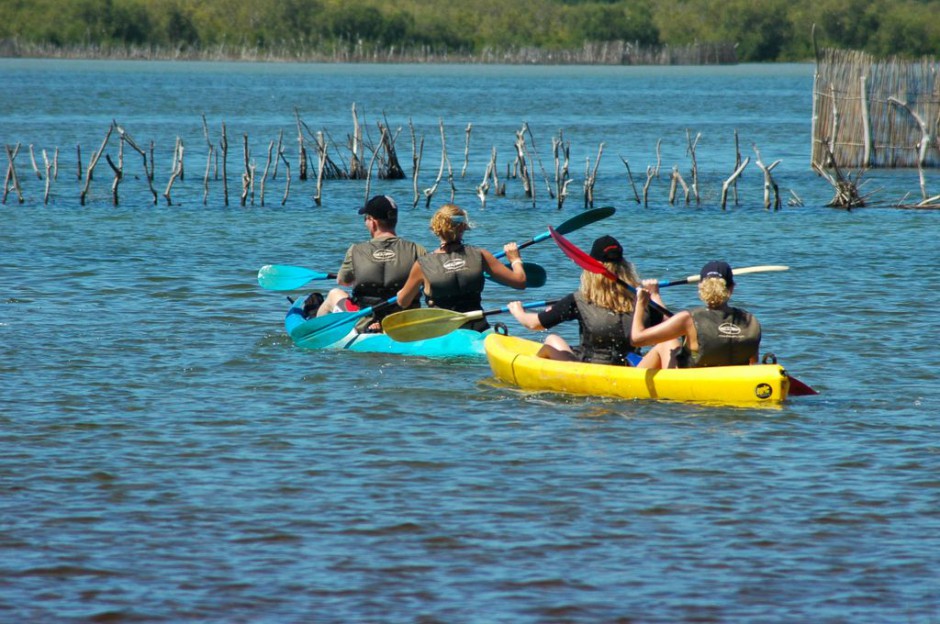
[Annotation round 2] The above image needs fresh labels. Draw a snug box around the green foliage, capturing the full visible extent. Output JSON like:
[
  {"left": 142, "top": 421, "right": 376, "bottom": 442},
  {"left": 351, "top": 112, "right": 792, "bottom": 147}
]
[{"left": 2, "top": 0, "right": 939, "bottom": 61}]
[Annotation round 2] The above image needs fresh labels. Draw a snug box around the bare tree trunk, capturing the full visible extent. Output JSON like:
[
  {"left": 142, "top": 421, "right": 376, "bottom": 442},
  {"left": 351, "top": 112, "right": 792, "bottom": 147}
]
[
  {"left": 409, "top": 119, "right": 423, "bottom": 208},
  {"left": 105, "top": 135, "right": 124, "bottom": 205},
  {"left": 4, "top": 144, "right": 24, "bottom": 204},
  {"left": 461, "top": 123, "right": 472, "bottom": 178},
  {"left": 686, "top": 129, "right": 701, "bottom": 204},
  {"left": 278, "top": 144, "right": 291, "bottom": 206},
  {"left": 582, "top": 143, "right": 604, "bottom": 209},
  {"left": 260, "top": 140, "right": 274, "bottom": 207},
  {"left": 349, "top": 103, "right": 364, "bottom": 179},
  {"left": 513, "top": 125, "right": 533, "bottom": 200},
  {"left": 164, "top": 138, "right": 184, "bottom": 205},
  {"left": 116, "top": 122, "right": 157, "bottom": 204},
  {"left": 80, "top": 123, "right": 114, "bottom": 206},
  {"left": 42, "top": 149, "right": 52, "bottom": 204},
  {"left": 423, "top": 119, "right": 449, "bottom": 208},
  {"left": 643, "top": 166, "right": 654, "bottom": 207},
  {"left": 620, "top": 156, "right": 641, "bottom": 204},
  {"left": 220, "top": 122, "right": 229, "bottom": 206},
  {"left": 240, "top": 134, "right": 253, "bottom": 206},
  {"left": 28, "top": 144, "right": 42, "bottom": 180},
  {"left": 753, "top": 144, "right": 781, "bottom": 210},
  {"left": 720, "top": 157, "right": 750, "bottom": 210}
]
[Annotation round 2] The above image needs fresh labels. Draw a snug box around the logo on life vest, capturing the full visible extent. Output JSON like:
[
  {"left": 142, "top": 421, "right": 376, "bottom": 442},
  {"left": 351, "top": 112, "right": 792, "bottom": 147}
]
[
  {"left": 755, "top": 383, "right": 773, "bottom": 399},
  {"left": 372, "top": 249, "right": 397, "bottom": 262},
  {"left": 443, "top": 258, "right": 466, "bottom": 272},
  {"left": 718, "top": 322, "right": 741, "bottom": 336}
]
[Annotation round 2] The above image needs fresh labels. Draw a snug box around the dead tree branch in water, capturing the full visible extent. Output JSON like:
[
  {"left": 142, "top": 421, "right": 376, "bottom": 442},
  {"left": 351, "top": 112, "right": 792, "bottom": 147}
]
[
  {"left": 80, "top": 123, "right": 114, "bottom": 206},
  {"left": 409, "top": 119, "right": 424, "bottom": 208},
  {"left": 462, "top": 123, "right": 472, "bottom": 178},
  {"left": 686, "top": 129, "right": 701, "bottom": 204},
  {"left": 620, "top": 156, "right": 641, "bottom": 204},
  {"left": 583, "top": 143, "right": 604, "bottom": 209},
  {"left": 554, "top": 134, "right": 572, "bottom": 210},
  {"left": 753, "top": 144, "right": 781, "bottom": 210},
  {"left": 164, "top": 137, "right": 184, "bottom": 205},
  {"left": 3, "top": 143, "right": 24, "bottom": 204}
]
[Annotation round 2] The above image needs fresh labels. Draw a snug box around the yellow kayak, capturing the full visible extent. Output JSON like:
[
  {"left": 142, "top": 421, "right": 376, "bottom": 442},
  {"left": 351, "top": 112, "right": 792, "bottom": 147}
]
[{"left": 484, "top": 334, "right": 791, "bottom": 406}]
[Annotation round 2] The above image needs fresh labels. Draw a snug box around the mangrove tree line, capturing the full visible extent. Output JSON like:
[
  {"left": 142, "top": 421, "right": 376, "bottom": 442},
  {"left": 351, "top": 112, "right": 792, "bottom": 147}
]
[{"left": 2, "top": 0, "right": 939, "bottom": 63}]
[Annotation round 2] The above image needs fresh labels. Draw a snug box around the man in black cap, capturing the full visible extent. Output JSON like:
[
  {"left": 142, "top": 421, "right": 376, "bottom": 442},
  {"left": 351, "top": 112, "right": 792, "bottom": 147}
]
[{"left": 312, "top": 195, "right": 427, "bottom": 331}]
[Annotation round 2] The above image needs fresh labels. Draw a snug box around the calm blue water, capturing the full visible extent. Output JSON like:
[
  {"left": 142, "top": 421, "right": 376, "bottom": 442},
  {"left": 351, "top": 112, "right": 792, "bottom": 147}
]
[{"left": 2, "top": 60, "right": 939, "bottom": 622}]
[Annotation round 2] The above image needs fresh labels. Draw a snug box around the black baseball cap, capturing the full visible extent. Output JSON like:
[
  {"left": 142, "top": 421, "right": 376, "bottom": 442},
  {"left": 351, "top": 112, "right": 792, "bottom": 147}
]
[
  {"left": 358, "top": 195, "right": 398, "bottom": 220},
  {"left": 590, "top": 235, "right": 623, "bottom": 262},
  {"left": 700, "top": 260, "right": 735, "bottom": 286}
]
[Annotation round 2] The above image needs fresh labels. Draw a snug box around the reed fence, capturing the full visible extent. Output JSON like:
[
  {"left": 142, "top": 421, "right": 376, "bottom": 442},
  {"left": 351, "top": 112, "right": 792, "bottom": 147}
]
[{"left": 812, "top": 48, "right": 940, "bottom": 168}]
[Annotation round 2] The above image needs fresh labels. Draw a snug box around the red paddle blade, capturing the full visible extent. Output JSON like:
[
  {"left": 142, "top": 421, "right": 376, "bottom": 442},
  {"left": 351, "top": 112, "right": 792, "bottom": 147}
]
[
  {"left": 548, "top": 226, "right": 618, "bottom": 282},
  {"left": 787, "top": 375, "right": 819, "bottom": 396}
]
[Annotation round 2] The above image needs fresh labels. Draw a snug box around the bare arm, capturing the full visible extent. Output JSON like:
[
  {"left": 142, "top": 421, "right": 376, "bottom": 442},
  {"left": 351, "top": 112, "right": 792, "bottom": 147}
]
[
  {"left": 395, "top": 261, "right": 426, "bottom": 308},
  {"left": 508, "top": 300, "right": 545, "bottom": 330},
  {"left": 631, "top": 287, "right": 694, "bottom": 347},
  {"left": 481, "top": 243, "right": 526, "bottom": 289},
  {"left": 336, "top": 246, "right": 356, "bottom": 287}
]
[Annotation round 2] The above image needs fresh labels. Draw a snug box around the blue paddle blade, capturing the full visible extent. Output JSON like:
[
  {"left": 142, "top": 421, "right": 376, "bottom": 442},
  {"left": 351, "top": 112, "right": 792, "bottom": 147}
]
[
  {"left": 483, "top": 262, "right": 547, "bottom": 288},
  {"left": 258, "top": 264, "right": 334, "bottom": 290},
  {"left": 285, "top": 296, "right": 398, "bottom": 350}
]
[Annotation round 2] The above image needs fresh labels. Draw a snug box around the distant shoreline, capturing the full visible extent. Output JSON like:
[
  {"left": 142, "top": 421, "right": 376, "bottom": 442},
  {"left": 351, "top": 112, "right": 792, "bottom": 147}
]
[{"left": 0, "top": 39, "right": 739, "bottom": 66}]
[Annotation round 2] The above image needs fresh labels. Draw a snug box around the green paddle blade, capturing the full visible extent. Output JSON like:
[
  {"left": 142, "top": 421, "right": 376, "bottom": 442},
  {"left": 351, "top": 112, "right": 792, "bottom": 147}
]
[
  {"left": 382, "top": 308, "right": 483, "bottom": 342},
  {"left": 484, "top": 262, "right": 547, "bottom": 288}
]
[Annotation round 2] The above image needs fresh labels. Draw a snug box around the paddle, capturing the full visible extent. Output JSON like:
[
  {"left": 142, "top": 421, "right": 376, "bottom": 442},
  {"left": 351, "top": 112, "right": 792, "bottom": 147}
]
[
  {"left": 550, "top": 227, "right": 817, "bottom": 394},
  {"left": 493, "top": 206, "right": 616, "bottom": 260},
  {"left": 658, "top": 265, "right": 790, "bottom": 288},
  {"left": 289, "top": 296, "right": 399, "bottom": 349},
  {"left": 482, "top": 206, "right": 615, "bottom": 288},
  {"left": 383, "top": 300, "right": 557, "bottom": 342},
  {"left": 258, "top": 264, "right": 337, "bottom": 291}
]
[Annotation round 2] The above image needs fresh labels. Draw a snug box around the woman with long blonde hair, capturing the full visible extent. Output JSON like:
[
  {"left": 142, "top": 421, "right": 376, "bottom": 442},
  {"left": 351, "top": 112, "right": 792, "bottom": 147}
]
[
  {"left": 508, "top": 235, "right": 666, "bottom": 365},
  {"left": 396, "top": 203, "right": 527, "bottom": 331}
]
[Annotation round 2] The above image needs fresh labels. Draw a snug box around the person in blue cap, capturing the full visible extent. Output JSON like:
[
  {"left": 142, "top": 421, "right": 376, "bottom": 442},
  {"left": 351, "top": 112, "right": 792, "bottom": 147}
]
[
  {"left": 507, "top": 234, "right": 665, "bottom": 365},
  {"left": 630, "top": 260, "right": 761, "bottom": 369}
]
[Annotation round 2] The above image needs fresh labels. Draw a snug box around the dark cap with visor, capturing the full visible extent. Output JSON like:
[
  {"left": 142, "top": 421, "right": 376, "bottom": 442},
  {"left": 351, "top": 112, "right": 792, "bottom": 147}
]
[{"left": 700, "top": 260, "right": 735, "bottom": 286}]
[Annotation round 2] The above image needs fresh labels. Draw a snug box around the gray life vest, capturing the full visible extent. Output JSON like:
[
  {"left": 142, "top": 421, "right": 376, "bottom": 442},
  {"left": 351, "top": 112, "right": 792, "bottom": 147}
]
[
  {"left": 680, "top": 306, "right": 761, "bottom": 367},
  {"left": 573, "top": 292, "right": 640, "bottom": 365},
  {"left": 348, "top": 237, "right": 424, "bottom": 308},
  {"left": 419, "top": 245, "right": 486, "bottom": 314}
]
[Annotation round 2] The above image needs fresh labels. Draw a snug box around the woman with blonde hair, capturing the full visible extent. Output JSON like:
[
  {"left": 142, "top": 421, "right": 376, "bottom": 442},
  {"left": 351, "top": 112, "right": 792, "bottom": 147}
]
[
  {"left": 396, "top": 203, "right": 526, "bottom": 332},
  {"left": 508, "top": 235, "right": 665, "bottom": 365},
  {"left": 630, "top": 260, "right": 761, "bottom": 369}
]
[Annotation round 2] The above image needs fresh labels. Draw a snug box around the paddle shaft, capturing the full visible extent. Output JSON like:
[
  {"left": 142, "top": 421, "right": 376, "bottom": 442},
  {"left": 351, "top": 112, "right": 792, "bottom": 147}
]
[{"left": 658, "top": 265, "right": 790, "bottom": 288}]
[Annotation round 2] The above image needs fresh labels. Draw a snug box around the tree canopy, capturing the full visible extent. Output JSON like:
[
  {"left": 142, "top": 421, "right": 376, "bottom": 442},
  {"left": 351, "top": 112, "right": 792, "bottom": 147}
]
[{"left": 2, "top": 0, "right": 938, "bottom": 62}]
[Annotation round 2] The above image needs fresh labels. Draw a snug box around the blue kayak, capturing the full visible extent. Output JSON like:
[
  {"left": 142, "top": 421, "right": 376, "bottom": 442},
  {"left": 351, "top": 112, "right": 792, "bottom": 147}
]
[{"left": 284, "top": 296, "right": 488, "bottom": 357}]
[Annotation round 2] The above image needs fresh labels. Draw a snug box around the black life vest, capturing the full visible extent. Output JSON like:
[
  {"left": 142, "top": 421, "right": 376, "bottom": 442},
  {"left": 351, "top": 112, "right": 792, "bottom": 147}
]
[
  {"left": 347, "top": 237, "right": 424, "bottom": 309},
  {"left": 679, "top": 306, "right": 761, "bottom": 367},
  {"left": 573, "top": 292, "right": 640, "bottom": 365},
  {"left": 419, "top": 245, "right": 487, "bottom": 330}
]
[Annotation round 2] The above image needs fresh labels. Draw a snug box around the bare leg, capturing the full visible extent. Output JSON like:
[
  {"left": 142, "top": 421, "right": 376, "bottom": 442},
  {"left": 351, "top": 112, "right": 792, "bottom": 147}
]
[
  {"left": 536, "top": 334, "right": 579, "bottom": 361},
  {"left": 636, "top": 340, "right": 682, "bottom": 369},
  {"left": 317, "top": 288, "right": 349, "bottom": 317}
]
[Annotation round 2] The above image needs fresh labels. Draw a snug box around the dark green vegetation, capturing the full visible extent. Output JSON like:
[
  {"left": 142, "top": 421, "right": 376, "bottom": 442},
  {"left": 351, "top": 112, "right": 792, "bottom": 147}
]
[{"left": 2, "top": 0, "right": 939, "bottom": 62}]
